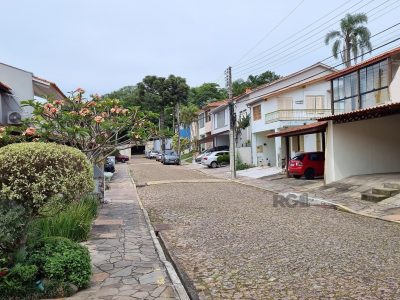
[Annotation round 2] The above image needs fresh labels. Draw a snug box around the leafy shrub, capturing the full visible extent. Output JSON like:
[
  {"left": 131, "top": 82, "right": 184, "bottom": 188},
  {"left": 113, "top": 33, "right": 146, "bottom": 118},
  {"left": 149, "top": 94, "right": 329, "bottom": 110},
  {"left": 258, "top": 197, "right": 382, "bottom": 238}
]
[
  {"left": 217, "top": 154, "right": 230, "bottom": 165},
  {"left": 0, "top": 202, "right": 27, "bottom": 258},
  {"left": 0, "top": 263, "right": 38, "bottom": 298},
  {"left": 236, "top": 154, "right": 253, "bottom": 171},
  {"left": 28, "top": 237, "right": 91, "bottom": 289},
  {"left": 28, "top": 196, "right": 99, "bottom": 242},
  {"left": 0, "top": 142, "right": 94, "bottom": 217}
]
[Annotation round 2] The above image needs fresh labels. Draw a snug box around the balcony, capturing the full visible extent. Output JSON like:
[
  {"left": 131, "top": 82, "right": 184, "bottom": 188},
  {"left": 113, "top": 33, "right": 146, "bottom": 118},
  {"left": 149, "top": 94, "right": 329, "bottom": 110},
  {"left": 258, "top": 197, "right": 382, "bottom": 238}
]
[{"left": 265, "top": 109, "right": 332, "bottom": 124}]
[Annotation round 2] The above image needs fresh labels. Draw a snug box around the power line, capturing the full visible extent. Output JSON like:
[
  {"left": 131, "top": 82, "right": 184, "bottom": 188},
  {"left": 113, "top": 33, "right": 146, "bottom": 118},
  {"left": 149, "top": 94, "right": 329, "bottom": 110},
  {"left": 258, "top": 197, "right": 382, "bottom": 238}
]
[
  {"left": 233, "top": 1, "right": 400, "bottom": 78},
  {"left": 236, "top": 22, "right": 400, "bottom": 78},
  {"left": 233, "top": 0, "right": 306, "bottom": 66},
  {"left": 235, "top": 37, "right": 400, "bottom": 105},
  {"left": 234, "top": 0, "right": 393, "bottom": 74},
  {"left": 232, "top": 0, "right": 373, "bottom": 69}
]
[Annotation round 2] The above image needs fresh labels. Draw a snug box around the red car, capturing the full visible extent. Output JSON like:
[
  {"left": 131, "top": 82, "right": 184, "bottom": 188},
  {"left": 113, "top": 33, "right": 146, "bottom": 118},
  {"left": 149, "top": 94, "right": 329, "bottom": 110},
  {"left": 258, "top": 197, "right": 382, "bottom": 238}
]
[
  {"left": 115, "top": 153, "right": 130, "bottom": 163},
  {"left": 288, "top": 152, "right": 324, "bottom": 179}
]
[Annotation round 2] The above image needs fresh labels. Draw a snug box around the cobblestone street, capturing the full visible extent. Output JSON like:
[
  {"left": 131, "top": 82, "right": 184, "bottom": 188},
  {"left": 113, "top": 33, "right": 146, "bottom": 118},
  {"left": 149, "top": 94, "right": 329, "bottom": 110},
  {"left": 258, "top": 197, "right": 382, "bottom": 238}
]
[{"left": 131, "top": 156, "right": 400, "bottom": 299}]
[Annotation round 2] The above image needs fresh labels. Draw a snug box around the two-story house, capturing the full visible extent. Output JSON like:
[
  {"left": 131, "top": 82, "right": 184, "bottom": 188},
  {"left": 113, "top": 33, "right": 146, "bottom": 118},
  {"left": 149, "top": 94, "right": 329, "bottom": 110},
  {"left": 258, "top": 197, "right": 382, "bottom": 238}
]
[
  {"left": 196, "top": 100, "right": 227, "bottom": 151},
  {"left": 246, "top": 63, "right": 335, "bottom": 167},
  {"left": 318, "top": 46, "right": 400, "bottom": 183}
]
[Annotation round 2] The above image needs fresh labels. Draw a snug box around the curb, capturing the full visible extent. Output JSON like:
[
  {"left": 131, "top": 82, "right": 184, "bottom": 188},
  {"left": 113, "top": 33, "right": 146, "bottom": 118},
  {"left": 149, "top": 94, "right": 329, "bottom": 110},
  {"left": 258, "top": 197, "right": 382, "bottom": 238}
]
[{"left": 129, "top": 173, "right": 190, "bottom": 300}]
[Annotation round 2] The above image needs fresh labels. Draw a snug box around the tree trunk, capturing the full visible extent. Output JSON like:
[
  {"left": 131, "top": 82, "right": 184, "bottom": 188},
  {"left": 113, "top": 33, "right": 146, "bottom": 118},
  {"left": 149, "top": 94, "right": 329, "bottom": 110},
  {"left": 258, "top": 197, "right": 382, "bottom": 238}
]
[
  {"left": 160, "top": 109, "right": 165, "bottom": 151},
  {"left": 345, "top": 39, "right": 352, "bottom": 68}
]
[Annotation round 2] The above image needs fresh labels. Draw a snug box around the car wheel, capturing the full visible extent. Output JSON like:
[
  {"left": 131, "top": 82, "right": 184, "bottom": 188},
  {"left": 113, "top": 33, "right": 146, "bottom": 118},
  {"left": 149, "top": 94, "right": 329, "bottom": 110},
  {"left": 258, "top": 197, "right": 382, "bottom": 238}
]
[
  {"left": 211, "top": 161, "right": 218, "bottom": 168},
  {"left": 304, "top": 168, "right": 315, "bottom": 180},
  {"left": 293, "top": 175, "right": 302, "bottom": 179}
]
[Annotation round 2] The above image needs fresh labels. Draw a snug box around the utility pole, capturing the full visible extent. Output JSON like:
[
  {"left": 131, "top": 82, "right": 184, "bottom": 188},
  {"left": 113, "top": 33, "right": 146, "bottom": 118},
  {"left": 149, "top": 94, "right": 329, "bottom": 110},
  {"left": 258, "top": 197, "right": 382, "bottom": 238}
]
[
  {"left": 225, "top": 66, "right": 236, "bottom": 179},
  {"left": 176, "top": 101, "right": 181, "bottom": 164}
]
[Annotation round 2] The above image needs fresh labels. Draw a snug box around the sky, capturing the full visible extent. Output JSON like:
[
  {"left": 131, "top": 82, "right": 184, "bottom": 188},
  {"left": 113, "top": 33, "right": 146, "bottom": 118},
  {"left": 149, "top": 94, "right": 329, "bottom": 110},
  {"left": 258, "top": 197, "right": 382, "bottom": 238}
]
[{"left": 1, "top": 0, "right": 399, "bottom": 95}]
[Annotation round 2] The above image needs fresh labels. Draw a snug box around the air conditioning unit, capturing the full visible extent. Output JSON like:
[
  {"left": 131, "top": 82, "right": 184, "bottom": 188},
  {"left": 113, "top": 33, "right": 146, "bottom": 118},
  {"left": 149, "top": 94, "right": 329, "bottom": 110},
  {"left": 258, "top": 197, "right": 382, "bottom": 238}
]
[{"left": 8, "top": 111, "right": 22, "bottom": 124}]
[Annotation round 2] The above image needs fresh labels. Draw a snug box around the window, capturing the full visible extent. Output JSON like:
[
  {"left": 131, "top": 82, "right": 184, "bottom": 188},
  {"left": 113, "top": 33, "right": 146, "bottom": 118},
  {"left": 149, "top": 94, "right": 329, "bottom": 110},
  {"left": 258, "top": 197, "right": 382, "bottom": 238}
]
[
  {"left": 215, "top": 110, "right": 226, "bottom": 129},
  {"left": 332, "top": 59, "right": 390, "bottom": 113},
  {"left": 309, "top": 153, "right": 323, "bottom": 161},
  {"left": 206, "top": 111, "right": 211, "bottom": 122},
  {"left": 198, "top": 113, "right": 205, "bottom": 128},
  {"left": 278, "top": 97, "right": 293, "bottom": 110},
  {"left": 306, "top": 96, "right": 325, "bottom": 110},
  {"left": 253, "top": 105, "right": 261, "bottom": 121}
]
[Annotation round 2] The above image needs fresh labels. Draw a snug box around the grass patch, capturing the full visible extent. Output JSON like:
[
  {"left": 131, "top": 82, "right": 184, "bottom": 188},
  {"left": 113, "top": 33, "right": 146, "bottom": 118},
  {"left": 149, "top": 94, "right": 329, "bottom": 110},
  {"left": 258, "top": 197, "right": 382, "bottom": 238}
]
[
  {"left": 28, "top": 195, "right": 99, "bottom": 243},
  {"left": 181, "top": 151, "right": 195, "bottom": 161}
]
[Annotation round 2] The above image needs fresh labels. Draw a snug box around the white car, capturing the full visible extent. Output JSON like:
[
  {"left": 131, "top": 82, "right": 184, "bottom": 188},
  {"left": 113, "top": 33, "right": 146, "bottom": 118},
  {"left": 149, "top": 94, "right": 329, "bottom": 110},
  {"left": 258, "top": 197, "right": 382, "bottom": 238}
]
[{"left": 201, "top": 151, "right": 229, "bottom": 168}]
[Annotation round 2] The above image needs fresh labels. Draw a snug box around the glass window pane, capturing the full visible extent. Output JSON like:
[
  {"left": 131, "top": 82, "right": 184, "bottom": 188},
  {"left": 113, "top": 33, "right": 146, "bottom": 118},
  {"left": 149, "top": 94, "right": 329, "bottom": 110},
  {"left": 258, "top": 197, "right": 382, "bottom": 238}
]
[
  {"left": 360, "top": 68, "right": 366, "bottom": 93},
  {"left": 344, "top": 74, "right": 352, "bottom": 98},
  {"left": 373, "top": 63, "right": 381, "bottom": 90},
  {"left": 380, "top": 60, "right": 388, "bottom": 87},
  {"left": 338, "top": 77, "right": 345, "bottom": 99},
  {"left": 333, "top": 79, "right": 339, "bottom": 101},
  {"left": 366, "top": 66, "right": 374, "bottom": 92},
  {"left": 350, "top": 72, "right": 358, "bottom": 96},
  {"left": 334, "top": 100, "right": 344, "bottom": 114}
]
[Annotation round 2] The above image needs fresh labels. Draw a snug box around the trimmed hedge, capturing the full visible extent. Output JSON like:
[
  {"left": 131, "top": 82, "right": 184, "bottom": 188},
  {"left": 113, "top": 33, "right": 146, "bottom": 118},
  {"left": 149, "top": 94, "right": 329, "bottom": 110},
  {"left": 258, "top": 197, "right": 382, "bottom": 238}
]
[{"left": 0, "top": 142, "right": 94, "bottom": 216}]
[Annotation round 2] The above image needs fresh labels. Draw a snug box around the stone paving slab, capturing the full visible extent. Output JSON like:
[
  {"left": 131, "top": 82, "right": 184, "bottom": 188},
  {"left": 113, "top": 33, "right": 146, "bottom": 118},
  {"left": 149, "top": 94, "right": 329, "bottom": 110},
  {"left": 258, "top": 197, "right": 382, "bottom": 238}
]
[{"left": 72, "top": 164, "right": 179, "bottom": 300}]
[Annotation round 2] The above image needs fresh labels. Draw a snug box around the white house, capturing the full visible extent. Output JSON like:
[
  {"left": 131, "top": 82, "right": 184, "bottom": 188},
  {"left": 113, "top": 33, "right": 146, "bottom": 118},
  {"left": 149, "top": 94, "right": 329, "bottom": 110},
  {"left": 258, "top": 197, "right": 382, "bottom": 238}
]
[
  {"left": 319, "top": 46, "right": 400, "bottom": 183},
  {"left": 0, "top": 62, "right": 65, "bottom": 125},
  {"left": 246, "top": 63, "right": 335, "bottom": 167},
  {"left": 210, "top": 102, "right": 230, "bottom": 147}
]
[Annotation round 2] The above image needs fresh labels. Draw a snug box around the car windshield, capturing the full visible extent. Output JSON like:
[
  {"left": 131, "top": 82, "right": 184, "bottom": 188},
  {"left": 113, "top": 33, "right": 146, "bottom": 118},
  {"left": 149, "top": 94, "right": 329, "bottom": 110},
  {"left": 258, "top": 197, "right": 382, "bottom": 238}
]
[
  {"left": 291, "top": 153, "right": 305, "bottom": 161},
  {"left": 165, "top": 150, "right": 174, "bottom": 155}
]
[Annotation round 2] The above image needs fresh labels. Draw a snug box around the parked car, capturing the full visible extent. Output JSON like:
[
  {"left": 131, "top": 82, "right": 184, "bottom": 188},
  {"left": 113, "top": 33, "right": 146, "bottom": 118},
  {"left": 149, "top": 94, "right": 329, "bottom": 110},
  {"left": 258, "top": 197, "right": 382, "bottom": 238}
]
[
  {"left": 116, "top": 153, "right": 129, "bottom": 163},
  {"left": 195, "top": 146, "right": 229, "bottom": 163},
  {"left": 149, "top": 150, "right": 159, "bottom": 159},
  {"left": 201, "top": 150, "right": 229, "bottom": 168},
  {"left": 156, "top": 152, "right": 163, "bottom": 161},
  {"left": 163, "top": 150, "right": 180, "bottom": 165},
  {"left": 104, "top": 158, "right": 115, "bottom": 173},
  {"left": 288, "top": 152, "right": 324, "bottom": 180}
]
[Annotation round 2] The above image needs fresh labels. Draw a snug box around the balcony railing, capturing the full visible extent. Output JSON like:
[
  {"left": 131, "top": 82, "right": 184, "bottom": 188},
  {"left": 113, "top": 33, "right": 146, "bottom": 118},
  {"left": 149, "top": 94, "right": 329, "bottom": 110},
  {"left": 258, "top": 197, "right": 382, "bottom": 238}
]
[{"left": 265, "top": 109, "right": 332, "bottom": 124}]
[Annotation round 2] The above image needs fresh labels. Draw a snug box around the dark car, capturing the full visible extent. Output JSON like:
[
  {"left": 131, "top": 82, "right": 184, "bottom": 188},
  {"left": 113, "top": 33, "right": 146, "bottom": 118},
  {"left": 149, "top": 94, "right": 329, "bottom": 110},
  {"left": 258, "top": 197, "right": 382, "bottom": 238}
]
[
  {"left": 104, "top": 158, "right": 115, "bottom": 173},
  {"left": 162, "top": 150, "right": 180, "bottom": 165},
  {"left": 116, "top": 153, "right": 129, "bottom": 163},
  {"left": 288, "top": 152, "right": 324, "bottom": 179}
]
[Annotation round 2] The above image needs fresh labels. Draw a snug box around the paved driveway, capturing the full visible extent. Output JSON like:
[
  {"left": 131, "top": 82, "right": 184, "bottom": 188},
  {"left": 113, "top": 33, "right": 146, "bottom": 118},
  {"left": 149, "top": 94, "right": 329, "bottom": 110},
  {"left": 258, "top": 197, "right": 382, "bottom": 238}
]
[{"left": 131, "top": 156, "right": 400, "bottom": 299}]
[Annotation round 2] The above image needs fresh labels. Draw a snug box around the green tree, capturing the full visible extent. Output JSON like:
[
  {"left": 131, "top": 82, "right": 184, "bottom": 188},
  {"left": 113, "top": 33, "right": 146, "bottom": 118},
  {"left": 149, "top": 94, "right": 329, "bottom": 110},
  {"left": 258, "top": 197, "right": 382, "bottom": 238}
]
[
  {"left": 137, "top": 75, "right": 189, "bottom": 150},
  {"left": 188, "top": 83, "right": 227, "bottom": 107},
  {"left": 325, "top": 13, "right": 372, "bottom": 67},
  {"left": 232, "top": 70, "right": 280, "bottom": 96}
]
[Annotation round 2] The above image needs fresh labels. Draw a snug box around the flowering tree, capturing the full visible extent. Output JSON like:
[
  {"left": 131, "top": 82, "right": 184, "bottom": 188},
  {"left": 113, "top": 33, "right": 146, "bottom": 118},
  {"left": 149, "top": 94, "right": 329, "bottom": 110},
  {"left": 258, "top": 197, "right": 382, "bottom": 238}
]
[{"left": 0, "top": 89, "right": 156, "bottom": 164}]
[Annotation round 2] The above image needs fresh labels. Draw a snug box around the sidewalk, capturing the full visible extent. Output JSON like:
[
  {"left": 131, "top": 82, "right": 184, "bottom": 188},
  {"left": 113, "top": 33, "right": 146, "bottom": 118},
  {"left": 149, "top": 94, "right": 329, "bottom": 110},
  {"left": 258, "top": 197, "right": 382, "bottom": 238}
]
[{"left": 72, "top": 164, "right": 179, "bottom": 300}]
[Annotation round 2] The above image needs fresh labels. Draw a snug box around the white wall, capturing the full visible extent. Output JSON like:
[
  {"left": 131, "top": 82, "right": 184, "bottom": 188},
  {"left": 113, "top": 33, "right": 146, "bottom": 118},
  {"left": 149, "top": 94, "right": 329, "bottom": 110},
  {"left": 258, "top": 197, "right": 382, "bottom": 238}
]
[
  {"left": 252, "top": 132, "right": 276, "bottom": 166},
  {"left": 325, "top": 114, "right": 400, "bottom": 183},
  {"left": 0, "top": 63, "right": 34, "bottom": 118},
  {"left": 389, "top": 61, "right": 400, "bottom": 102},
  {"left": 237, "top": 147, "right": 252, "bottom": 165}
]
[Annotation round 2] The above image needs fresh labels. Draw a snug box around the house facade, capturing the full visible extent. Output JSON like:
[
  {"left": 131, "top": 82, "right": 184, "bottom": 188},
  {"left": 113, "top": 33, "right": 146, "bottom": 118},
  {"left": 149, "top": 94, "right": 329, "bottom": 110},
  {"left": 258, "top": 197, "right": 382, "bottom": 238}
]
[
  {"left": 320, "top": 46, "right": 400, "bottom": 183},
  {"left": 0, "top": 62, "right": 65, "bottom": 125},
  {"left": 195, "top": 100, "right": 227, "bottom": 151},
  {"left": 247, "top": 63, "right": 335, "bottom": 167}
]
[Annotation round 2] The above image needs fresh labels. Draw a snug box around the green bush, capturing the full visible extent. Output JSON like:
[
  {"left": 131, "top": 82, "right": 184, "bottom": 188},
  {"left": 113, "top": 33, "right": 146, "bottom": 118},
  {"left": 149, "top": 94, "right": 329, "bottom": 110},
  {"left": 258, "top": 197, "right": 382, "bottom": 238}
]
[
  {"left": 0, "top": 202, "right": 27, "bottom": 257},
  {"left": 0, "top": 263, "right": 38, "bottom": 299},
  {"left": 0, "top": 142, "right": 94, "bottom": 217},
  {"left": 217, "top": 154, "right": 230, "bottom": 165},
  {"left": 28, "top": 237, "right": 91, "bottom": 289},
  {"left": 28, "top": 196, "right": 99, "bottom": 242}
]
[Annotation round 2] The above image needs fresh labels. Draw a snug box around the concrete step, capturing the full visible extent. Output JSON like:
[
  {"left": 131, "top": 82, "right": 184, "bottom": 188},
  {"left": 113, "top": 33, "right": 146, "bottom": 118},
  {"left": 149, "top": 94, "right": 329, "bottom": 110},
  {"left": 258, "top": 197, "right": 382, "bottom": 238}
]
[
  {"left": 384, "top": 182, "right": 400, "bottom": 189},
  {"left": 361, "top": 192, "right": 388, "bottom": 202},
  {"left": 372, "top": 187, "right": 400, "bottom": 197}
]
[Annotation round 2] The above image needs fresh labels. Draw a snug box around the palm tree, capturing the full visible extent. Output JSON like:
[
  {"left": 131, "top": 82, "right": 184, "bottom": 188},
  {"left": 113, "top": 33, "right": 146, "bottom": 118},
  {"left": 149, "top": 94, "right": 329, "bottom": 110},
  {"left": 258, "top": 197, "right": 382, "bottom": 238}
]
[{"left": 325, "top": 13, "right": 372, "bottom": 67}]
